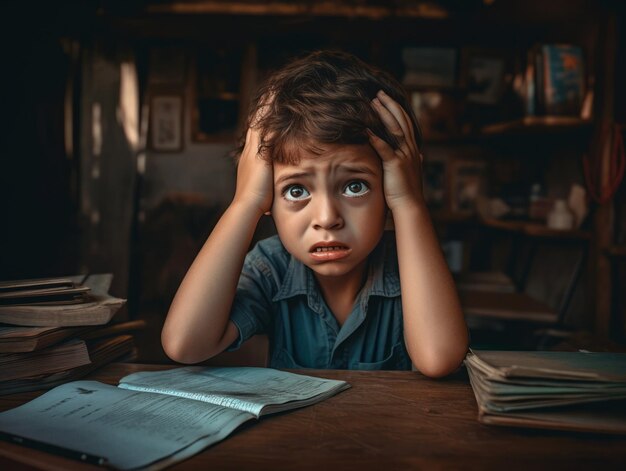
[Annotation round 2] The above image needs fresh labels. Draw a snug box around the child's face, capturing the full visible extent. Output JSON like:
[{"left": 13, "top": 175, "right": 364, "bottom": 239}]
[{"left": 271, "top": 143, "right": 387, "bottom": 281}]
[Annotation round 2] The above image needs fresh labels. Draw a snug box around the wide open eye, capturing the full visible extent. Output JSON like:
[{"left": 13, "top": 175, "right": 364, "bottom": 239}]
[
  {"left": 343, "top": 181, "right": 370, "bottom": 198},
  {"left": 283, "top": 184, "right": 311, "bottom": 202}
]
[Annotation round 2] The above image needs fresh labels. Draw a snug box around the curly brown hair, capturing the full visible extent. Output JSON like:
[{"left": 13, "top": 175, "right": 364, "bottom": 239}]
[{"left": 238, "top": 50, "right": 422, "bottom": 164}]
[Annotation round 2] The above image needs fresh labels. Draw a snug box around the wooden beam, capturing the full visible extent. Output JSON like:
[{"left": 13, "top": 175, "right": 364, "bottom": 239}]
[
  {"left": 145, "top": 1, "right": 449, "bottom": 19},
  {"left": 591, "top": 8, "right": 617, "bottom": 338}
]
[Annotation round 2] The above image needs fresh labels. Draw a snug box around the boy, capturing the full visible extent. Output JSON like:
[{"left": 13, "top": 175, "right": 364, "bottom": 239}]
[{"left": 162, "top": 51, "right": 468, "bottom": 377}]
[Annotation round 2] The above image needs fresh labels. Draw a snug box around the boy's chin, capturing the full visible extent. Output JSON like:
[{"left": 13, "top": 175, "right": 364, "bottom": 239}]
[{"left": 305, "top": 260, "right": 364, "bottom": 279}]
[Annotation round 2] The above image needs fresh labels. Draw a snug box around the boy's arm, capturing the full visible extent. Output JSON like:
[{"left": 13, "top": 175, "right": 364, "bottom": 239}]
[
  {"left": 368, "top": 90, "right": 469, "bottom": 378},
  {"left": 161, "top": 125, "right": 273, "bottom": 364}
]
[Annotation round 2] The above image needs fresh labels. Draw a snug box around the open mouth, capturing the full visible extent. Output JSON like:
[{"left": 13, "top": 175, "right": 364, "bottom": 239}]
[
  {"left": 309, "top": 243, "right": 351, "bottom": 261},
  {"left": 312, "top": 246, "right": 347, "bottom": 253}
]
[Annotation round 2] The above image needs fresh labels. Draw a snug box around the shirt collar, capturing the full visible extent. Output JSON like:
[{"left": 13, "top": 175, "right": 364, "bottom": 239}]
[{"left": 272, "top": 231, "right": 400, "bottom": 303}]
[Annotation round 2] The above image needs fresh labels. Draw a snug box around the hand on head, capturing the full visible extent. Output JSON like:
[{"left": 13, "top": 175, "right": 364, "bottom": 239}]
[
  {"left": 367, "top": 90, "right": 425, "bottom": 212},
  {"left": 233, "top": 94, "right": 275, "bottom": 217}
]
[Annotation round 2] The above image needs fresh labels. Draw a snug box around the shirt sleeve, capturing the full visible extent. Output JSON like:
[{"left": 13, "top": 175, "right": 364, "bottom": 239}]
[{"left": 227, "top": 248, "right": 277, "bottom": 351}]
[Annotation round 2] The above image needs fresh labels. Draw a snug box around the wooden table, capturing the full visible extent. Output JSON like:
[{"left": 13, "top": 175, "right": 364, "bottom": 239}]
[{"left": 1, "top": 363, "right": 625, "bottom": 470}]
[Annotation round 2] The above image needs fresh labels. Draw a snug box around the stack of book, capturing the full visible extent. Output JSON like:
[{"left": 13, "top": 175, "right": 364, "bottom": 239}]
[
  {"left": 0, "top": 274, "right": 143, "bottom": 395},
  {"left": 465, "top": 349, "right": 626, "bottom": 434}
]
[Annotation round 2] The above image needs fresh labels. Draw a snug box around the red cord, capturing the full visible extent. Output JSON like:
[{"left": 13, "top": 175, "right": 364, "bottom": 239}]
[{"left": 584, "top": 123, "right": 626, "bottom": 204}]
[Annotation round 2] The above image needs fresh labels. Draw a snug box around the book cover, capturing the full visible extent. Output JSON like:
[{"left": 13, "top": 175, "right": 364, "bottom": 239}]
[{"left": 541, "top": 44, "right": 585, "bottom": 116}]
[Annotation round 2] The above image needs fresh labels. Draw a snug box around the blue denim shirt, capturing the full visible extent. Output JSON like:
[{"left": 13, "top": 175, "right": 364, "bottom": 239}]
[{"left": 228, "top": 232, "right": 412, "bottom": 370}]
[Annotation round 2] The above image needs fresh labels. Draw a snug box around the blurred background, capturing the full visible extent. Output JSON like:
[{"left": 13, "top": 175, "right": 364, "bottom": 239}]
[{"left": 1, "top": 0, "right": 625, "bottom": 362}]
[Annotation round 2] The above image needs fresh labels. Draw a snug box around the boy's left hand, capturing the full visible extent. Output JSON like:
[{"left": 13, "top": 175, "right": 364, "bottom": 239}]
[{"left": 367, "top": 90, "right": 424, "bottom": 212}]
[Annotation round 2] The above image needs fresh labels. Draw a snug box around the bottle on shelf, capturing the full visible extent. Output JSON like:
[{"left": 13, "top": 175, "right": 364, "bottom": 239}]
[{"left": 547, "top": 199, "right": 575, "bottom": 230}]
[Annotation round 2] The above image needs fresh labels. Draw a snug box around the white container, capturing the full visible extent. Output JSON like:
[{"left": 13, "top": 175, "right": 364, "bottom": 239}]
[{"left": 547, "top": 199, "right": 574, "bottom": 230}]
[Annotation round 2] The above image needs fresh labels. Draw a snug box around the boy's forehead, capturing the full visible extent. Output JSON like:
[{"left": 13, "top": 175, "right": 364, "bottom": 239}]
[{"left": 275, "top": 142, "right": 381, "bottom": 170}]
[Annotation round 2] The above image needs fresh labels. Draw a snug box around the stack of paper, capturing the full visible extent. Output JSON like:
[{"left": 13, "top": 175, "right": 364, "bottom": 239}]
[
  {"left": 465, "top": 349, "right": 626, "bottom": 434},
  {"left": 0, "top": 274, "right": 140, "bottom": 395},
  {"left": 0, "top": 274, "right": 125, "bottom": 326}
]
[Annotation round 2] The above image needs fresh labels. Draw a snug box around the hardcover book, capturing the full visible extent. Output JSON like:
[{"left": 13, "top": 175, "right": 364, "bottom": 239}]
[{"left": 541, "top": 44, "right": 585, "bottom": 116}]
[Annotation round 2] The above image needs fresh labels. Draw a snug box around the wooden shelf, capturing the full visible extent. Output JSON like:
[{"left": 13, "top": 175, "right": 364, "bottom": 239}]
[
  {"left": 522, "top": 224, "right": 591, "bottom": 240},
  {"left": 479, "top": 217, "right": 526, "bottom": 233},
  {"left": 479, "top": 217, "right": 591, "bottom": 240},
  {"left": 145, "top": 1, "right": 450, "bottom": 19},
  {"left": 422, "top": 116, "right": 592, "bottom": 144},
  {"left": 459, "top": 290, "right": 558, "bottom": 324},
  {"left": 480, "top": 116, "right": 592, "bottom": 136}
]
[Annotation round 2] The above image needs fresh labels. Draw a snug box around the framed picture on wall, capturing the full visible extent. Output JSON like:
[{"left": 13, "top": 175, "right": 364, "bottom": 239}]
[
  {"left": 150, "top": 94, "right": 184, "bottom": 152},
  {"left": 401, "top": 47, "right": 457, "bottom": 88},
  {"left": 461, "top": 49, "right": 507, "bottom": 106}
]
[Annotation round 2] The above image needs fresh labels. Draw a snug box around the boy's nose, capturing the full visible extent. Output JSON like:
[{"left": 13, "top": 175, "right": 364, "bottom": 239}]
[{"left": 311, "top": 195, "right": 344, "bottom": 230}]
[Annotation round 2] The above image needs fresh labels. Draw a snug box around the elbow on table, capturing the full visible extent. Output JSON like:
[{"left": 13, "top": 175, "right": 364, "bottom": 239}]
[
  {"left": 162, "top": 336, "right": 197, "bottom": 364},
  {"left": 161, "top": 332, "right": 218, "bottom": 365},
  {"left": 416, "top": 360, "right": 461, "bottom": 379},
  {"left": 410, "top": 345, "right": 469, "bottom": 379}
]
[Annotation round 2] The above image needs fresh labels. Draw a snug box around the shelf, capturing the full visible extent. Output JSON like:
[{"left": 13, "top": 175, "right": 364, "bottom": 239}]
[
  {"left": 479, "top": 217, "right": 526, "bottom": 233},
  {"left": 479, "top": 217, "right": 591, "bottom": 240},
  {"left": 422, "top": 116, "right": 592, "bottom": 145},
  {"left": 145, "top": 1, "right": 450, "bottom": 19},
  {"left": 480, "top": 116, "right": 592, "bottom": 136},
  {"left": 522, "top": 224, "right": 591, "bottom": 240}
]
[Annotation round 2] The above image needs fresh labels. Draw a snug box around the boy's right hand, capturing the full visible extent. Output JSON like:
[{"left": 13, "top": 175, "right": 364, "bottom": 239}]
[{"left": 232, "top": 106, "right": 274, "bottom": 216}]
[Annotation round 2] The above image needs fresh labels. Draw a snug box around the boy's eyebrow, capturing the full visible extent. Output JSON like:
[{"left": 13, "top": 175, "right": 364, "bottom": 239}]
[
  {"left": 275, "top": 171, "right": 312, "bottom": 186},
  {"left": 339, "top": 164, "right": 378, "bottom": 176}
]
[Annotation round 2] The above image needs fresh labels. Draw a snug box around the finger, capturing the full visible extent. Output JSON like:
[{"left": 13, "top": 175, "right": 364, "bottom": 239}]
[
  {"left": 372, "top": 95, "right": 418, "bottom": 160},
  {"left": 243, "top": 126, "right": 260, "bottom": 153},
  {"left": 251, "top": 91, "right": 275, "bottom": 128},
  {"left": 396, "top": 102, "right": 419, "bottom": 156},
  {"left": 375, "top": 91, "right": 412, "bottom": 137},
  {"left": 371, "top": 98, "right": 412, "bottom": 157},
  {"left": 371, "top": 97, "right": 405, "bottom": 140},
  {"left": 366, "top": 128, "right": 396, "bottom": 162},
  {"left": 376, "top": 90, "right": 418, "bottom": 157}
]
